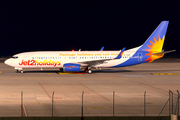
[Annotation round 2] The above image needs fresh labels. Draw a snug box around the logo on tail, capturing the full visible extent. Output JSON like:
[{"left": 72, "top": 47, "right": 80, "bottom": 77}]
[{"left": 145, "top": 36, "right": 165, "bottom": 62}]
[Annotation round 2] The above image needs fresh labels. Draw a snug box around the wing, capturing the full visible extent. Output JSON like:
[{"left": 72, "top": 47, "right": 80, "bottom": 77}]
[{"left": 78, "top": 47, "right": 126, "bottom": 66}]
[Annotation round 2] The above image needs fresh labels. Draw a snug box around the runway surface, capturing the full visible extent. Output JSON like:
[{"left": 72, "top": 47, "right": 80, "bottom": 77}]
[{"left": 0, "top": 59, "right": 180, "bottom": 116}]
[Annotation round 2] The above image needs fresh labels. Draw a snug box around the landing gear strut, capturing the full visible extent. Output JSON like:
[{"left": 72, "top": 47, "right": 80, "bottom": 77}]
[
  {"left": 59, "top": 68, "right": 63, "bottom": 72},
  {"left": 84, "top": 67, "right": 92, "bottom": 74},
  {"left": 16, "top": 70, "right": 23, "bottom": 73},
  {"left": 15, "top": 68, "right": 23, "bottom": 73}
]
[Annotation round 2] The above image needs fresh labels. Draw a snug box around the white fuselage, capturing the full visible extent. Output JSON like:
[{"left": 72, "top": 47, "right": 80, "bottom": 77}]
[{"left": 4, "top": 47, "right": 139, "bottom": 70}]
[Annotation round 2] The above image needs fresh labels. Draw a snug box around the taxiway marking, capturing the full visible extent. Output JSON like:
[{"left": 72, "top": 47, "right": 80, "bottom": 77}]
[
  {"left": 47, "top": 72, "right": 50, "bottom": 75},
  {"left": 38, "top": 82, "right": 51, "bottom": 99},
  {"left": 0, "top": 71, "right": 2, "bottom": 73},
  {"left": 152, "top": 73, "right": 180, "bottom": 75},
  {"left": 133, "top": 82, "right": 168, "bottom": 96},
  {"left": 78, "top": 82, "right": 110, "bottom": 101},
  {"left": 58, "top": 72, "right": 84, "bottom": 75}
]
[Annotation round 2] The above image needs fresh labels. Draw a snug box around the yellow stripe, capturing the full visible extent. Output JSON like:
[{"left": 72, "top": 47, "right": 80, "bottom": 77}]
[
  {"left": 152, "top": 73, "right": 180, "bottom": 75},
  {"left": 47, "top": 72, "right": 50, "bottom": 75},
  {"left": 58, "top": 72, "right": 84, "bottom": 75},
  {"left": 0, "top": 71, "right": 2, "bottom": 73}
]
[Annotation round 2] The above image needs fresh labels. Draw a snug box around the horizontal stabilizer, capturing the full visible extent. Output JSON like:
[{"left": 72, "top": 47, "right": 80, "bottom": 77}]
[
  {"left": 152, "top": 50, "right": 176, "bottom": 55},
  {"left": 115, "top": 47, "right": 126, "bottom": 59}
]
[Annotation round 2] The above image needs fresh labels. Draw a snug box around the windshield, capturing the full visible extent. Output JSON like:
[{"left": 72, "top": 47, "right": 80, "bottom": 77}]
[{"left": 12, "top": 56, "right": 18, "bottom": 59}]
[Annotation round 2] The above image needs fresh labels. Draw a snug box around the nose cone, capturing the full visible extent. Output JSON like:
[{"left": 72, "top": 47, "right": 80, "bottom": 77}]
[{"left": 4, "top": 59, "right": 11, "bottom": 65}]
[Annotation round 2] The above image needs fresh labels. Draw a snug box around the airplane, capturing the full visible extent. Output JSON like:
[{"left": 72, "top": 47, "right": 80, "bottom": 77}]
[{"left": 4, "top": 21, "right": 175, "bottom": 74}]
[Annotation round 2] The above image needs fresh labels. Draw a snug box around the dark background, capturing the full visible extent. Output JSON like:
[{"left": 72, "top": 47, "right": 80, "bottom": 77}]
[{"left": 0, "top": 1, "right": 179, "bottom": 57}]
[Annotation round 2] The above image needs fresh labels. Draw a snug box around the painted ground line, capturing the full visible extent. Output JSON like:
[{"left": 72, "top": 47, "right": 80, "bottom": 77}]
[{"left": 152, "top": 73, "right": 180, "bottom": 75}]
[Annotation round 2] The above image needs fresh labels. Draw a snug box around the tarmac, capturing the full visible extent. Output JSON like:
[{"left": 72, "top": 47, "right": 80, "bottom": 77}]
[{"left": 0, "top": 58, "right": 180, "bottom": 117}]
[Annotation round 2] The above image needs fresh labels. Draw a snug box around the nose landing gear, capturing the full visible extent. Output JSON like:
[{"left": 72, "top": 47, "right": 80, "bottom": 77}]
[{"left": 15, "top": 68, "right": 23, "bottom": 73}]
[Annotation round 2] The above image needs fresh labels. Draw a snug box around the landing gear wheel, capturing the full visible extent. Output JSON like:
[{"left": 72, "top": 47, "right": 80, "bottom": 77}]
[
  {"left": 60, "top": 68, "right": 63, "bottom": 72},
  {"left": 87, "top": 69, "right": 92, "bottom": 74}
]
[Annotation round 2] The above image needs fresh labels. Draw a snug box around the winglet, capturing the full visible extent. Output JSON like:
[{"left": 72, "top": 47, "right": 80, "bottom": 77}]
[
  {"left": 115, "top": 47, "right": 126, "bottom": 59},
  {"left": 100, "top": 46, "right": 104, "bottom": 51}
]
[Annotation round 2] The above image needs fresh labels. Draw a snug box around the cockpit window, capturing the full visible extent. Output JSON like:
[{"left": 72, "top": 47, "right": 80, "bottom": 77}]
[{"left": 12, "top": 56, "right": 18, "bottom": 59}]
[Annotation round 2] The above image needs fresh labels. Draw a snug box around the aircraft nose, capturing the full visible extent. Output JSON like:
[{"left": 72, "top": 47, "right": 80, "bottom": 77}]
[{"left": 4, "top": 59, "right": 11, "bottom": 65}]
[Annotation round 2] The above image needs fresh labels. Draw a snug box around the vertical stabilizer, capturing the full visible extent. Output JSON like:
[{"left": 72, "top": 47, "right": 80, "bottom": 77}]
[
  {"left": 138, "top": 21, "right": 169, "bottom": 62},
  {"left": 139, "top": 21, "right": 169, "bottom": 52}
]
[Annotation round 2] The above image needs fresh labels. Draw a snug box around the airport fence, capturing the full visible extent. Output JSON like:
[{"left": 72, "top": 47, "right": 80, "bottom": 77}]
[
  {"left": 0, "top": 116, "right": 176, "bottom": 120},
  {"left": 0, "top": 90, "right": 179, "bottom": 118}
]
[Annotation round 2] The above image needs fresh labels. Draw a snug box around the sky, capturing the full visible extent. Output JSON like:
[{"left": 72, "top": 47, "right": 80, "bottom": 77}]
[{"left": 0, "top": 1, "right": 179, "bottom": 57}]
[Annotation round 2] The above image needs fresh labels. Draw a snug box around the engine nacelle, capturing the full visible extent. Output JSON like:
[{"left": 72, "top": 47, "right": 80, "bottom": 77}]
[{"left": 63, "top": 63, "right": 81, "bottom": 72}]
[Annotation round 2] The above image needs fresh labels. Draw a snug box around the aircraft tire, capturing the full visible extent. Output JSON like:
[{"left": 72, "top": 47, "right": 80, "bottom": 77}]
[
  {"left": 88, "top": 69, "right": 92, "bottom": 74},
  {"left": 60, "top": 68, "right": 63, "bottom": 72}
]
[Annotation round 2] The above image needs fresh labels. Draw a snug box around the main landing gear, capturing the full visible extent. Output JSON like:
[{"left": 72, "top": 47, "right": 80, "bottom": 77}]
[
  {"left": 84, "top": 67, "right": 92, "bottom": 74},
  {"left": 59, "top": 68, "right": 63, "bottom": 72}
]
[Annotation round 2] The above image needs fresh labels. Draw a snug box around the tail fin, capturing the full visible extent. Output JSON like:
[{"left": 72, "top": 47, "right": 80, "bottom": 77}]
[
  {"left": 138, "top": 21, "right": 169, "bottom": 62},
  {"left": 139, "top": 21, "right": 169, "bottom": 52}
]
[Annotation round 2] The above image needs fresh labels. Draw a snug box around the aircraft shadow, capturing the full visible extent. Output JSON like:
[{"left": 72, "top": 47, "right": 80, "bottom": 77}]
[
  {"left": 92, "top": 69, "right": 180, "bottom": 73},
  {"left": 22, "top": 69, "right": 180, "bottom": 74}
]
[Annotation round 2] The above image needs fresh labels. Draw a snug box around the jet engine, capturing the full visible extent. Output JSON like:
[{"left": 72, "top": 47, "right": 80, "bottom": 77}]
[{"left": 63, "top": 63, "right": 81, "bottom": 72}]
